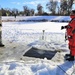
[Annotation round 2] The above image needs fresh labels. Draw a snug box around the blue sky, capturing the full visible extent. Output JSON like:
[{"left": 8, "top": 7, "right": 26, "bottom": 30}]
[
  {"left": 0, "top": 0, "right": 50, "bottom": 12},
  {"left": 0, "top": 0, "right": 75, "bottom": 13}
]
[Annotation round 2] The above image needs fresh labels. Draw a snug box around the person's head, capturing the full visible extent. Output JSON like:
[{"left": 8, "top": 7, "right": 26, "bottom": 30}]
[{"left": 70, "top": 10, "right": 75, "bottom": 18}]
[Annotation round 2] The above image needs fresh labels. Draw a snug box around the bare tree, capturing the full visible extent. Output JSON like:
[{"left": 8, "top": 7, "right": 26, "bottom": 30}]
[
  {"left": 30, "top": 9, "right": 35, "bottom": 16},
  {"left": 46, "top": 0, "right": 58, "bottom": 15},
  {"left": 5, "top": 8, "right": 12, "bottom": 16},
  {"left": 67, "top": 0, "right": 74, "bottom": 14},
  {"left": 60, "top": 0, "right": 74, "bottom": 15},
  {"left": 12, "top": 8, "right": 19, "bottom": 18},
  {"left": 37, "top": 4, "right": 43, "bottom": 15},
  {"left": 60, "top": 0, "right": 68, "bottom": 15},
  {"left": 23, "top": 6, "right": 30, "bottom": 16}
]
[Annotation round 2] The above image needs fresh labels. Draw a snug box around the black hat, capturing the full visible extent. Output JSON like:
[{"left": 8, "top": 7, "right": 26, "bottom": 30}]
[{"left": 72, "top": 10, "right": 75, "bottom": 13}]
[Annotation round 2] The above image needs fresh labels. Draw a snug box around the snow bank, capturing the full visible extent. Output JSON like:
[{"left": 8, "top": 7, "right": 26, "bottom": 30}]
[{"left": 2, "top": 16, "right": 71, "bottom": 22}]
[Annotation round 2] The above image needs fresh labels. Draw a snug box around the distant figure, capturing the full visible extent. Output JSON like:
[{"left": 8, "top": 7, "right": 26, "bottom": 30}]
[
  {"left": 61, "top": 10, "right": 75, "bottom": 61},
  {"left": 14, "top": 14, "right": 16, "bottom": 19},
  {"left": 0, "top": 16, "right": 4, "bottom": 47},
  {"left": 0, "top": 16, "right": 2, "bottom": 26}
]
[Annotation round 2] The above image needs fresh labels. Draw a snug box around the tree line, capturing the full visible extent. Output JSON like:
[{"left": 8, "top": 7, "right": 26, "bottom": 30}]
[{"left": 0, "top": 0, "right": 74, "bottom": 16}]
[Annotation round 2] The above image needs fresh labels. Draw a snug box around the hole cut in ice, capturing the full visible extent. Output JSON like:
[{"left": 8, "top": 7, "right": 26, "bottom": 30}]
[{"left": 23, "top": 47, "right": 57, "bottom": 59}]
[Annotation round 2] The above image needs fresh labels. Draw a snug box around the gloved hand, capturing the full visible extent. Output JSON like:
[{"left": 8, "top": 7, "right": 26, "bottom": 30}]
[
  {"left": 68, "top": 36, "right": 72, "bottom": 39},
  {"left": 61, "top": 26, "right": 65, "bottom": 30}
]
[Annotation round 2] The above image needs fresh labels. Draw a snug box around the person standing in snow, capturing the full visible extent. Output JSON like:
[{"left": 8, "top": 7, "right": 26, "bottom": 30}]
[{"left": 61, "top": 10, "right": 75, "bottom": 61}]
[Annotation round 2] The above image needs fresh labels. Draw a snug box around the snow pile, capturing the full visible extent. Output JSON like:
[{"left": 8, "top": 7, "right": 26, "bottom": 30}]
[
  {"left": 0, "top": 60, "right": 57, "bottom": 75},
  {"left": 0, "top": 60, "right": 75, "bottom": 75}
]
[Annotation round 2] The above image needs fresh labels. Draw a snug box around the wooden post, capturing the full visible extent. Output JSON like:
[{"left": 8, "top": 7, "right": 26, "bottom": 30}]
[
  {"left": 0, "top": 16, "right": 4, "bottom": 47},
  {"left": 42, "top": 30, "right": 45, "bottom": 40}
]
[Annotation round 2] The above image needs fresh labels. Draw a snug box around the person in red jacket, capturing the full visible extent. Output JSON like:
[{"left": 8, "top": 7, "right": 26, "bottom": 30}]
[{"left": 61, "top": 10, "right": 75, "bottom": 61}]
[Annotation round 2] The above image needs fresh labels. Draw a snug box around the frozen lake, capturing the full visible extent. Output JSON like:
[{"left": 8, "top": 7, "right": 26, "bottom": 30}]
[{"left": 0, "top": 16, "right": 75, "bottom": 75}]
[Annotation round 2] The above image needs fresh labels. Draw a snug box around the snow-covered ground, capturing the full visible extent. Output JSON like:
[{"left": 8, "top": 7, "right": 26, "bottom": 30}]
[{"left": 0, "top": 16, "right": 75, "bottom": 75}]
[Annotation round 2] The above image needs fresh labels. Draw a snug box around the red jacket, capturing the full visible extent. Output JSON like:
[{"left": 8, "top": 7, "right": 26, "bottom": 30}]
[{"left": 66, "top": 15, "right": 75, "bottom": 55}]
